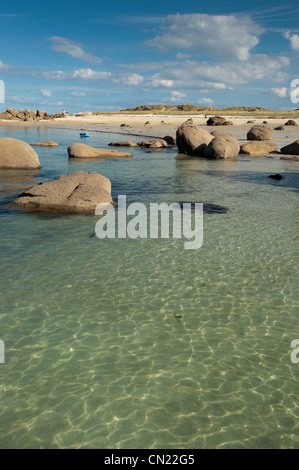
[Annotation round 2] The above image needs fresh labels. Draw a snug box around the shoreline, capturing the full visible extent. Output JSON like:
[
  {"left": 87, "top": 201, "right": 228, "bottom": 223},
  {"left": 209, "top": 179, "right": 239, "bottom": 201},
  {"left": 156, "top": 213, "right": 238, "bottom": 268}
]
[{"left": 1, "top": 114, "right": 299, "bottom": 160}]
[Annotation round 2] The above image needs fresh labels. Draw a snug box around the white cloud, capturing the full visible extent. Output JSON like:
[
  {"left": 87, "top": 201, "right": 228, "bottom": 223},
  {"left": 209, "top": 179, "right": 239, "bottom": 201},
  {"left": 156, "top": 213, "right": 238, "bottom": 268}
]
[
  {"left": 70, "top": 91, "right": 87, "bottom": 97},
  {"left": 112, "top": 73, "right": 144, "bottom": 86},
  {"left": 146, "top": 13, "right": 265, "bottom": 60},
  {"left": 40, "top": 89, "right": 51, "bottom": 97},
  {"left": 170, "top": 90, "right": 187, "bottom": 102},
  {"left": 197, "top": 98, "right": 214, "bottom": 105},
  {"left": 176, "top": 52, "right": 192, "bottom": 60},
  {"left": 72, "top": 68, "right": 112, "bottom": 80},
  {"left": 284, "top": 32, "right": 299, "bottom": 52},
  {"left": 72, "top": 68, "right": 144, "bottom": 86},
  {"left": 145, "top": 74, "right": 174, "bottom": 88},
  {"left": 31, "top": 70, "right": 68, "bottom": 80},
  {"left": 48, "top": 36, "right": 103, "bottom": 64},
  {"left": 144, "top": 55, "right": 290, "bottom": 91},
  {"left": 269, "top": 87, "right": 288, "bottom": 98}
]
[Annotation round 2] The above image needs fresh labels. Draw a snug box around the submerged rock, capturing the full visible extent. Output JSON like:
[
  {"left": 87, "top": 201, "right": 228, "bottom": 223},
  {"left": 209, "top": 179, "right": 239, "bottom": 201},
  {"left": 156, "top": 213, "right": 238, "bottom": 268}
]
[
  {"left": 176, "top": 118, "right": 213, "bottom": 156},
  {"left": 138, "top": 139, "right": 168, "bottom": 149},
  {"left": 268, "top": 174, "right": 283, "bottom": 180},
  {"left": 68, "top": 143, "right": 132, "bottom": 158},
  {"left": 14, "top": 171, "right": 113, "bottom": 213},
  {"left": 108, "top": 141, "right": 138, "bottom": 147},
  {"left": 30, "top": 141, "right": 58, "bottom": 147},
  {"left": 0, "top": 137, "right": 41, "bottom": 169}
]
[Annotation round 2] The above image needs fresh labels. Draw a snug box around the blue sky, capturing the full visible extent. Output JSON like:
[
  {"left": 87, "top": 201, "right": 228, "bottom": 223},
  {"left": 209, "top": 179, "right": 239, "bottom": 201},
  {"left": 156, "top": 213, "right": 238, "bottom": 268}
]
[{"left": 0, "top": 0, "right": 299, "bottom": 112}]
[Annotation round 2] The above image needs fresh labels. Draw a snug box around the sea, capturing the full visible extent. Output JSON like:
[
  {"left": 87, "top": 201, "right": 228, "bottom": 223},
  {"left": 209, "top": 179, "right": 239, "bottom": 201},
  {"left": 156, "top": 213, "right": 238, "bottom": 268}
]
[{"left": 0, "top": 124, "right": 298, "bottom": 448}]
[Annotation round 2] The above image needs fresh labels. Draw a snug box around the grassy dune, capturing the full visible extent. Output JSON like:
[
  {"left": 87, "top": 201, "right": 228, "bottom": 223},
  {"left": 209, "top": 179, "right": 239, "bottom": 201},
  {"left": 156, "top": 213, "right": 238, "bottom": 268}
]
[{"left": 93, "top": 104, "right": 299, "bottom": 118}]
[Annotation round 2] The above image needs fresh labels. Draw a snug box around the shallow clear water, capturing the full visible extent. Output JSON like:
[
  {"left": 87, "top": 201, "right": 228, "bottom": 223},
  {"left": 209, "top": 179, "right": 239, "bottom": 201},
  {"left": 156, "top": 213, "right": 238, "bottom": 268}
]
[{"left": 0, "top": 126, "right": 298, "bottom": 449}]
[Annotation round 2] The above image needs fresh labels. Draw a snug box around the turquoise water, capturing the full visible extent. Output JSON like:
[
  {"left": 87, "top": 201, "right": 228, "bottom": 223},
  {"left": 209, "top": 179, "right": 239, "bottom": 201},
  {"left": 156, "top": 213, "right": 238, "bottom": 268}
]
[{"left": 0, "top": 125, "right": 298, "bottom": 449}]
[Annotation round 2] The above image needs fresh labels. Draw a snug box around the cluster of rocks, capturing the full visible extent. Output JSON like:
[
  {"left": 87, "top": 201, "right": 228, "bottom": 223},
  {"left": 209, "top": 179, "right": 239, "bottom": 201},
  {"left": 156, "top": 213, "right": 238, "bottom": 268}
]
[
  {"left": 175, "top": 118, "right": 299, "bottom": 159},
  {"left": 109, "top": 136, "right": 176, "bottom": 150},
  {"left": 1, "top": 113, "right": 298, "bottom": 213},
  {"left": 0, "top": 108, "right": 67, "bottom": 121},
  {"left": 206, "top": 116, "right": 233, "bottom": 126},
  {"left": 176, "top": 119, "right": 240, "bottom": 159}
]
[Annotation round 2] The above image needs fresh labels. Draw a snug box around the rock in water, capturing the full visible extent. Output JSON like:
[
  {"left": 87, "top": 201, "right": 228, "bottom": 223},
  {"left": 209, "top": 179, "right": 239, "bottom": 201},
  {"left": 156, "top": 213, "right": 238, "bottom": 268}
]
[
  {"left": 0, "top": 137, "right": 41, "bottom": 169},
  {"left": 240, "top": 142, "right": 277, "bottom": 155},
  {"left": 280, "top": 140, "right": 299, "bottom": 155},
  {"left": 14, "top": 171, "right": 113, "bottom": 213},
  {"left": 268, "top": 174, "right": 283, "bottom": 180},
  {"left": 176, "top": 118, "right": 213, "bottom": 156},
  {"left": 30, "top": 141, "right": 58, "bottom": 147},
  {"left": 108, "top": 141, "right": 138, "bottom": 147},
  {"left": 67, "top": 143, "right": 132, "bottom": 158},
  {"left": 247, "top": 125, "right": 272, "bottom": 141},
  {"left": 204, "top": 134, "right": 240, "bottom": 159}
]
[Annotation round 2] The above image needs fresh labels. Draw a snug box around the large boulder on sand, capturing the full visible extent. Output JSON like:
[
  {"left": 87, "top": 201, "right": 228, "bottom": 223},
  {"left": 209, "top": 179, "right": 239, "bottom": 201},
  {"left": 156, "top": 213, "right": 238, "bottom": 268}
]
[
  {"left": 280, "top": 140, "right": 299, "bottom": 155},
  {"left": 240, "top": 142, "right": 277, "bottom": 155},
  {"left": 67, "top": 143, "right": 132, "bottom": 158},
  {"left": 176, "top": 118, "right": 213, "bottom": 155},
  {"left": 284, "top": 119, "right": 297, "bottom": 126},
  {"left": 206, "top": 116, "right": 227, "bottom": 126},
  {"left": 14, "top": 171, "right": 113, "bottom": 213},
  {"left": 247, "top": 125, "right": 272, "bottom": 141},
  {"left": 204, "top": 134, "right": 240, "bottom": 159},
  {"left": 0, "top": 137, "right": 41, "bottom": 169}
]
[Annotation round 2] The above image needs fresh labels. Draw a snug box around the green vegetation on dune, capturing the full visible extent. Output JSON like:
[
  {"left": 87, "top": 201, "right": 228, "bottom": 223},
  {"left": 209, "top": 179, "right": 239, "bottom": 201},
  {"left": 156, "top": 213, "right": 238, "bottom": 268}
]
[{"left": 93, "top": 104, "right": 299, "bottom": 118}]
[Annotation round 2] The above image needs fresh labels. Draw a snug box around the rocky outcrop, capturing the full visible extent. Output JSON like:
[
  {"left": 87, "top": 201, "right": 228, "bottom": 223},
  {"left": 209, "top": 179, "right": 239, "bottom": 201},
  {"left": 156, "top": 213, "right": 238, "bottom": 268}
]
[
  {"left": 30, "top": 141, "right": 58, "bottom": 147},
  {"left": 14, "top": 171, "right": 113, "bottom": 213},
  {"left": 204, "top": 134, "right": 240, "bottom": 159},
  {"left": 247, "top": 125, "right": 272, "bottom": 141},
  {"left": 280, "top": 140, "right": 299, "bottom": 155},
  {"left": 240, "top": 142, "right": 277, "bottom": 155},
  {"left": 68, "top": 143, "right": 132, "bottom": 158},
  {"left": 0, "top": 108, "right": 66, "bottom": 121},
  {"left": 0, "top": 138, "right": 41, "bottom": 169},
  {"left": 108, "top": 141, "right": 138, "bottom": 147},
  {"left": 284, "top": 119, "right": 297, "bottom": 126},
  {"left": 176, "top": 118, "right": 213, "bottom": 155}
]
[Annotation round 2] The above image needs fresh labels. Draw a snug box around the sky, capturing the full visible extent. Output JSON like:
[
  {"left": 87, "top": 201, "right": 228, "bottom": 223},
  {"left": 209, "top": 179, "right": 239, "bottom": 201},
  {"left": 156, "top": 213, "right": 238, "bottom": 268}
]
[{"left": 0, "top": 0, "right": 299, "bottom": 113}]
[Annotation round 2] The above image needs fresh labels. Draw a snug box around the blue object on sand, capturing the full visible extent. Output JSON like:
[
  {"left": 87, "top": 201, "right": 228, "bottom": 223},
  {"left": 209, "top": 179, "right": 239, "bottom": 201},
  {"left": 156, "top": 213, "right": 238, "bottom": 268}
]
[{"left": 80, "top": 133, "right": 90, "bottom": 137}]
